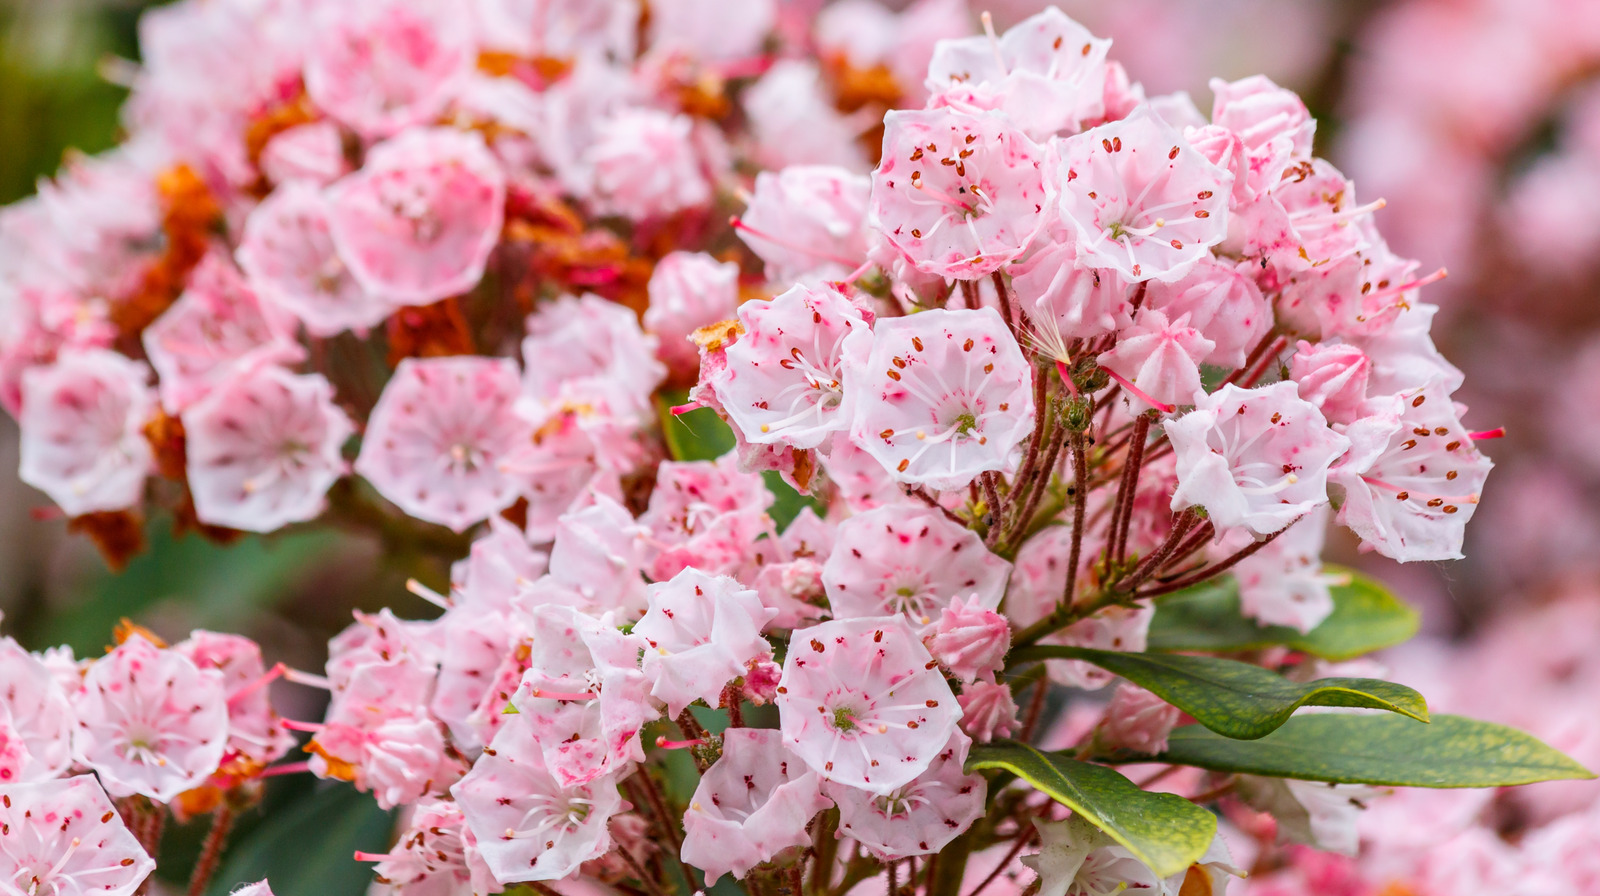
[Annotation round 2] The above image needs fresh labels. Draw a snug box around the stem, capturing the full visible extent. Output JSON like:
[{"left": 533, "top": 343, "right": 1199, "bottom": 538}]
[
  {"left": 959, "top": 279, "right": 980, "bottom": 310},
  {"left": 1019, "top": 676, "right": 1050, "bottom": 742},
  {"left": 619, "top": 845, "right": 671, "bottom": 896},
  {"left": 1221, "top": 332, "right": 1281, "bottom": 387},
  {"left": 990, "top": 271, "right": 1020, "bottom": 340},
  {"left": 186, "top": 808, "right": 234, "bottom": 896},
  {"left": 1106, "top": 413, "right": 1153, "bottom": 570},
  {"left": 965, "top": 824, "right": 1038, "bottom": 896},
  {"left": 675, "top": 710, "right": 712, "bottom": 772},
  {"left": 1114, "top": 510, "right": 1199, "bottom": 593},
  {"left": 1238, "top": 336, "right": 1288, "bottom": 388},
  {"left": 981, "top": 473, "right": 1006, "bottom": 546},
  {"left": 906, "top": 486, "right": 966, "bottom": 527},
  {"left": 888, "top": 858, "right": 898, "bottom": 896},
  {"left": 1136, "top": 520, "right": 1298, "bottom": 598},
  {"left": 1063, "top": 428, "right": 1089, "bottom": 608},
  {"left": 1004, "top": 420, "right": 1065, "bottom": 547}
]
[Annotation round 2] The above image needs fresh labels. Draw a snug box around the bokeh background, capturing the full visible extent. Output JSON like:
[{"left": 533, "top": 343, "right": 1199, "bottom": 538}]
[{"left": 2, "top": 0, "right": 1598, "bottom": 892}]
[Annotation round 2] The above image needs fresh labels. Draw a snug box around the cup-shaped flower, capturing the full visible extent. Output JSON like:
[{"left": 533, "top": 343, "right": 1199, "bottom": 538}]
[
  {"left": 0, "top": 637, "right": 73, "bottom": 782},
  {"left": 1166, "top": 381, "right": 1350, "bottom": 537},
  {"left": 680, "top": 728, "right": 832, "bottom": 884},
  {"left": 173, "top": 631, "right": 296, "bottom": 771},
  {"left": 17, "top": 350, "right": 154, "bottom": 517},
  {"left": 183, "top": 366, "right": 354, "bottom": 533},
  {"left": 870, "top": 107, "right": 1050, "bottom": 280},
  {"left": 849, "top": 307, "right": 1035, "bottom": 491},
  {"left": 1056, "top": 107, "right": 1233, "bottom": 282},
  {"left": 355, "top": 356, "right": 531, "bottom": 532},
  {"left": 711, "top": 284, "right": 873, "bottom": 450},
  {"left": 776, "top": 616, "right": 960, "bottom": 794},
  {"left": 327, "top": 128, "right": 506, "bottom": 305},
  {"left": 1098, "top": 308, "right": 1215, "bottom": 413},
  {"left": 821, "top": 505, "right": 1012, "bottom": 627},
  {"left": 0, "top": 776, "right": 155, "bottom": 896},
  {"left": 635, "top": 568, "right": 777, "bottom": 717},
  {"left": 738, "top": 166, "right": 872, "bottom": 283},
  {"left": 70, "top": 635, "right": 229, "bottom": 802},
  {"left": 829, "top": 730, "right": 985, "bottom": 860}
]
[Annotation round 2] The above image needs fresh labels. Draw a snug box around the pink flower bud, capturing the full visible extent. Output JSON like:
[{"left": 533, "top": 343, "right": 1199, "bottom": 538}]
[
  {"left": 926, "top": 597, "right": 1011, "bottom": 684},
  {"left": 957, "top": 680, "right": 1020, "bottom": 743},
  {"left": 744, "top": 658, "right": 783, "bottom": 706},
  {"left": 1290, "top": 341, "right": 1372, "bottom": 425},
  {"left": 1100, "top": 684, "right": 1179, "bottom": 755}
]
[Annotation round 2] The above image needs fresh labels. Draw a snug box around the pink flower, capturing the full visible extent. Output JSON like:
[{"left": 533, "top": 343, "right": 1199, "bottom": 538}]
[
  {"left": 354, "top": 356, "right": 532, "bottom": 532},
  {"left": 304, "top": 0, "right": 473, "bottom": 140},
  {"left": 1099, "top": 684, "right": 1179, "bottom": 755},
  {"left": 17, "top": 350, "right": 154, "bottom": 517},
  {"left": 1056, "top": 107, "right": 1233, "bottom": 282},
  {"left": 822, "top": 505, "right": 1012, "bottom": 627},
  {"left": 709, "top": 283, "right": 873, "bottom": 451},
  {"left": 643, "top": 252, "right": 740, "bottom": 376},
  {"left": 327, "top": 128, "right": 506, "bottom": 305},
  {"left": 236, "top": 181, "right": 394, "bottom": 337},
  {"left": 0, "top": 637, "right": 73, "bottom": 783},
  {"left": 519, "top": 293, "right": 665, "bottom": 430},
  {"left": 829, "top": 731, "right": 985, "bottom": 860},
  {"left": 544, "top": 494, "right": 653, "bottom": 620},
  {"left": 1288, "top": 342, "right": 1372, "bottom": 425},
  {"left": 0, "top": 775, "right": 155, "bottom": 896},
  {"left": 257, "top": 121, "right": 349, "bottom": 188},
  {"left": 777, "top": 616, "right": 960, "bottom": 794},
  {"left": 142, "top": 253, "right": 303, "bottom": 411},
  {"left": 957, "top": 680, "right": 1020, "bottom": 743},
  {"left": 183, "top": 365, "right": 353, "bottom": 532},
  {"left": 1227, "top": 507, "right": 1337, "bottom": 633},
  {"left": 1142, "top": 257, "right": 1271, "bottom": 369},
  {"left": 634, "top": 568, "right": 777, "bottom": 717},
  {"left": 1209, "top": 74, "right": 1315, "bottom": 198},
  {"left": 1098, "top": 308, "right": 1215, "bottom": 413},
  {"left": 743, "top": 61, "right": 870, "bottom": 172},
  {"left": 1330, "top": 381, "right": 1493, "bottom": 562},
  {"left": 737, "top": 166, "right": 872, "bottom": 283},
  {"left": 925, "top": 7, "right": 1111, "bottom": 140},
  {"left": 360, "top": 798, "right": 495, "bottom": 896},
  {"left": 173, "top": 631, "right": 296, "bottom": 771},
  {"left": 70, "top": 635, "right": 229, "bottom": 802},
  {"left": 870, "top": 107, "right": 1051, "bottom": 280},
  {"left": 926, "top": 598, "right": 1011, "bottom": 684},
  {"left": 451, "top": 727, "right": 625, "bottom": 884},
  {"left": 451, "top": 516, "right": 549, "bottom": 612},
  {"left": 849, "top": 307, "right": 1036, "bottom": 491},
  {"left": 1166, "top": 381, "right": 1350, "bottom": 537},
  {"left": 639, "top": 455, "right": 774, "bottom": 579},
  {"left": 584, "top": 109, "right": 713, "bottom": 221},
  {"left": 680, "top": 728, "right": 832, "bottom": 885},
  {"left": 1010, "top": 236, "right": 1129, "bottom": 342}
]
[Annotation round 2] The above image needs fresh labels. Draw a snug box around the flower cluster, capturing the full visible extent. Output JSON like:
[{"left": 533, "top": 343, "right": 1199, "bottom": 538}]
[{"left": 0, "top": 3, "right": 1572, "bottom": 896}]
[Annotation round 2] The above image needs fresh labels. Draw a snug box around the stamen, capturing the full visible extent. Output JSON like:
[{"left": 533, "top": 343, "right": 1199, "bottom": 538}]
[
  {"left": 1468, "top": 427, "right": 1505, "bottom": 441},
  {"left": 405, "top": 578, "right": 454, "bottom": 610},
  {"left": 730, "top": 216, "right": 861, "bottom": 267},
  {"left": 655, "top": 736, "right": 706, "bottom": 750},
  {"left": 1100, "top": 367, "right": 1175, "bottom": 413}
]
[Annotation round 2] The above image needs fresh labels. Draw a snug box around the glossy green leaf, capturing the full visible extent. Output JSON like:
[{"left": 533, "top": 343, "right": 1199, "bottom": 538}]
[
  {"left": 1145, "top": 568, "right": 1419, "bottom": 660},
  {"left": 1009, "top": 645, "right": 1429, "bottom": 740},
  {"left": 967, "top": 741, "right": 1216, "bottom": 877},
  {"left": 206, "top": 783, "right": 394, "bottom": 896},
  {"left": 1154, "top": 714, "right": 1597, "bottom": 787}
]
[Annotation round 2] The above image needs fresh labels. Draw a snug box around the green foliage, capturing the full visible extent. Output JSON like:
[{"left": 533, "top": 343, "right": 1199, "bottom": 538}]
[
  {"left": 1010, "top": 644, "right": 1429, "bottom": 740},
  {"left": 1154, "top": 714, "right": 1598, "bottom": 787},
  {"left": 966, "top": 741, "right": 1216, "bottom": 878},
  {"left": 1145, "top": 567, "right": 1419, "bottom": 660},
  {"left": 205, "top": 784, "right": 394, "bottom": 896}
]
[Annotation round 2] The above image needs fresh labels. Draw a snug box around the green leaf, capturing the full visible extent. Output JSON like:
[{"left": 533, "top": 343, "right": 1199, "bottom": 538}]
[
  {"left": 1154, "top": 714, "right": 1598, "bottom": 787},
  {"left": 1009, "top": 645, "right": 1429, "bottom": 740},
  {"left": 966, "top": 741, "right": 1216, "bottom": 878},
  {"left": 206, "top": 783, "right": 394, "bottom": 896},
  {"left": 1145, "top": 567, "right": 1419, "bottom": 661}
]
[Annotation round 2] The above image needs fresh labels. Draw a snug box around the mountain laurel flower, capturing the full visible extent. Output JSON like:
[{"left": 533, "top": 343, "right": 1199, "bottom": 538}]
[
  {"left": 0, "top": 637, "right": 74, "bottom": 783},
  {"left": 737, "top": 166, "right": 872, "bottom": 283},
  {"left": 635, "top": 568, "right": 777, "bottom": 717},
  {"left": 1098, "top": 684, "right": 1180, "bottom": 755},
  {"left": 777, "top": 616, "right": 961, "bottom": 794},
  {"left": 1330, "top": 380, "right": 1493, "bottom": 562},
  {"left": 643, "top": 251, "right": 740, "bottom": 377},
  {"left": 183, "top": 366, "right": 354, "bottom": 533},
  {"left": 1097, "top": 308, "right": 1215, "bottom": 413},
  {"left": 850, "top": 307, "right": 1036, "bottom": 491},
  {"left": 870, "top": 107, "right": 1051, "bottom": 280},
  {"left": 1167, "top": 381, "right": 1351, "bottom": 537},
  {"left": 710, "top": 283, "right": 874, "bottom": 451},
  {"left": 822, "top": 505, "right": 1012, "bottom": 627},
  {"left": 236, "top": 181, "right": 394, "bottom": 337},
  {"left": 451, "top": 727, "right": 626, "bottom": 885},
  {"left": 1289, "top": 341, "right": 1374, "bottom": 426},
  {"left": 355, "top": 356, "right": 531, "bottom": 533},
  {"left": 956, "top": 680, "right": 1020, "bottom": 744},
  {"left": 173, "top": 631, "right": 296, "bottom": 772},
  {"left": 0, "top": 776, "right": 156, "bottom": 896},
  {"left": 584, "top": 109, "right": 714, "bottom": 221},
  {"left": 680, "top": 728, "right": 833, "bottom": 885},
  {"left": 70, "top": 635, "right": 229, "bottom": 803},
  {"left": 1010, "top": 236, "right": 1130, "bottom": 343},
  {"left": 327, "top": 128, "right": 506, "bottom": 305},
  {"left": 1141, "top": 256, "right": 1271, "bottom": 369},
  {"left": 1056, "top": 106, "right": 1234, "bottom": 282},
  {"left": 17, "top": 349, "right": 154, "bottom": 518},
  {"left": 257, "top": 121, "right": 349, "bottom": 188},
  {"left": 925, "top": 598, "right": 1011, "bottom": 683},
  {"left": 830, "top": 730, "right": 985, "bottom": 860}
]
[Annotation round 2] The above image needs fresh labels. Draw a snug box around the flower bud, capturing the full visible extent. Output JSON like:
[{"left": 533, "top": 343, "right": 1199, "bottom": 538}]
[
  {"left": 957, "top": 680, "right": 1020, "bottom": 744},
  {"left": 1290, "top": 340, "right": 1372, "bottom": 424},
  {"left": 1099, "top": 684, "right": 1179, "bottom": 755},
  {"left": 926, "top": 597, "right": 1011, "bottom": 683}
]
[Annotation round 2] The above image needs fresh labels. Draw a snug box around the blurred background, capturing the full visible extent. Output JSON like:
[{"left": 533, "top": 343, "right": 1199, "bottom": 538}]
[{"left": 1, "top": 0, "right": 1597, "bottom": 891}]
